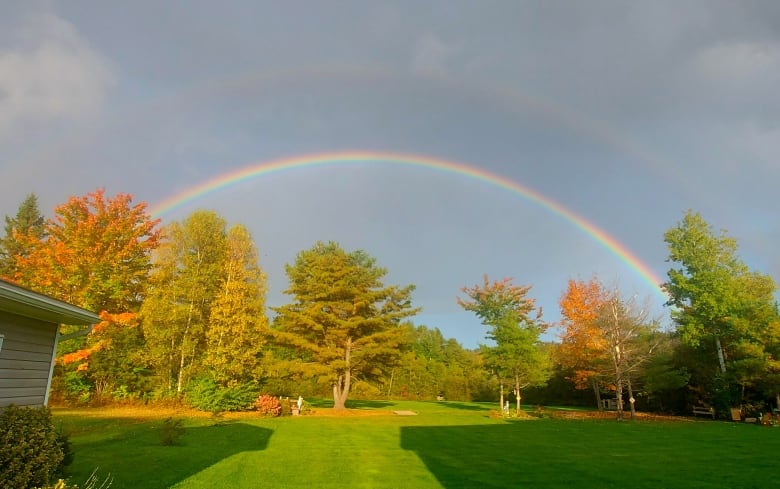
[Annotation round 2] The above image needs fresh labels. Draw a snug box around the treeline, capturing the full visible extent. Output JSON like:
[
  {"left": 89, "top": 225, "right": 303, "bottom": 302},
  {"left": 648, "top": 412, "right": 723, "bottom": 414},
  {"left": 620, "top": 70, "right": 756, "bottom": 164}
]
[{"left": 1, "top": 191, "right": 778, "bottom": 417}]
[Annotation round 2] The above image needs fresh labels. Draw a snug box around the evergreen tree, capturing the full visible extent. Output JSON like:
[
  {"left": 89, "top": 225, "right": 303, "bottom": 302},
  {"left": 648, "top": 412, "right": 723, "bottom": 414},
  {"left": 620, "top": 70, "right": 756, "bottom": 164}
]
[
  {"left": 273, "top": 241, "right": 418, "bottom": 409},
  {"left": 0, "top": 193, "right": 46, "bottom": 279}
]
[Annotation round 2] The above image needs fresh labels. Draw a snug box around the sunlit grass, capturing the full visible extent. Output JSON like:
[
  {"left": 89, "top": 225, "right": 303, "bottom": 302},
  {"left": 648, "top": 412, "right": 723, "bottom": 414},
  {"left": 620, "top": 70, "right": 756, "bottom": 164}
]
[{"left": 54, "top": 401, "right": 780, "bottom": 488}]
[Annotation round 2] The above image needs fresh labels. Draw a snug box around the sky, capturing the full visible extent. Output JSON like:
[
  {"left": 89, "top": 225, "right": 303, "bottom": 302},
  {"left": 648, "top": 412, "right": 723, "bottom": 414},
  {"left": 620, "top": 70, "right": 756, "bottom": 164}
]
[{"left": 1, "top": 1, "right": 779, "bottom": 348}]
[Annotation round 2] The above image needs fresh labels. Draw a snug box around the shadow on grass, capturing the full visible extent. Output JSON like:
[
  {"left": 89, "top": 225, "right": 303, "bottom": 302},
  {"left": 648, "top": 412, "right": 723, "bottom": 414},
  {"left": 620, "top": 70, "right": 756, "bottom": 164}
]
[
  {"left": 434, "top": 401, "right": 493, "bottom": 412},
  {"left": 345, "top": 399, "right": 397, "bottom": 409},
  {"left": 70, "top": 420, "right": 272, "bottom": 488},
  {"left": 401, "top": 424, "right": 529, "bottom": 488},
  {"left": 401, "top": 421, "right": 780, "bottom": 489}
]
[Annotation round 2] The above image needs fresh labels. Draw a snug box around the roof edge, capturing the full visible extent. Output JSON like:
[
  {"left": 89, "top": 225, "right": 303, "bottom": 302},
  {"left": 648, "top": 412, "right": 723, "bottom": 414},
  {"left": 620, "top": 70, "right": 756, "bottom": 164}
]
[{"left": 0, "top": 279, "right": 101, "bottom": 325}]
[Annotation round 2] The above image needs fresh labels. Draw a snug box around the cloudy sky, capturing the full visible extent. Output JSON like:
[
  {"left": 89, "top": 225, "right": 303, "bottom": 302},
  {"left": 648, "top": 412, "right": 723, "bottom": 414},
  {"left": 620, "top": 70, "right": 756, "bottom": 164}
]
[{"left": 2, "top": 1, "right": 779, "bottom": 347}]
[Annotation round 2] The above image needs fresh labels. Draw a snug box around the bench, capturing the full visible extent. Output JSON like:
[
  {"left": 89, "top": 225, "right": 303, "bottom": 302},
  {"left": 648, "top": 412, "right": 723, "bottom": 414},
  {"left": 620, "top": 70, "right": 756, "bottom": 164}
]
[{"left": 692, "top": 406, "right": 715, "bottom": 419}]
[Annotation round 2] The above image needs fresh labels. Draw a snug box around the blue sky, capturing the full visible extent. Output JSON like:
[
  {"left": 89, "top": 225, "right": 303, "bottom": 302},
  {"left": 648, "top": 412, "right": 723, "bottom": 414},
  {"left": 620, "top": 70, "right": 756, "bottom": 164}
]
[{"left": 1, "top": 1, "right": 779, "bottom": 348}]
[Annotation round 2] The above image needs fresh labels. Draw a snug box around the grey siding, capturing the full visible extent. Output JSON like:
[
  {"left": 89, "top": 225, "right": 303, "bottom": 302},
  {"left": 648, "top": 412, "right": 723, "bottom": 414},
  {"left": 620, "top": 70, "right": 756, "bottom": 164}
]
[{"left": 0, "top": 311, "right": 57, "bottom": 408}]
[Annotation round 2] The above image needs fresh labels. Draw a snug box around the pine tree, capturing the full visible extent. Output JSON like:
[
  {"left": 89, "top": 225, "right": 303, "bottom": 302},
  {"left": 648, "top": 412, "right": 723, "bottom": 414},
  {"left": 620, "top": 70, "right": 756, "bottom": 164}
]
[
  {"left": 273, "top": 241, "right": 418, "bottom": 409},
  {"left": 0, "top": 193, "right": 46, "bottom": 279}
]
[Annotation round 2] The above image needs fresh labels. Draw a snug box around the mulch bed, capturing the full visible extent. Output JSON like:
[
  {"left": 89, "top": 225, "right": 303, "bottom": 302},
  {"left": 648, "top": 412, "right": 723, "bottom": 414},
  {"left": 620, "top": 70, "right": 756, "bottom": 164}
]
[{"left": 548, "top": 410, "right": 690, "bottom": 422}]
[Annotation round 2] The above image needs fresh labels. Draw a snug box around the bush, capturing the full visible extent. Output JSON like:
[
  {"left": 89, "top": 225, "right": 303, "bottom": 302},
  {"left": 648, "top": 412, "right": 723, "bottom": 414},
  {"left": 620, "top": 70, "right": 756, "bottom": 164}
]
[
  {"left": 0, "top": 405, "right": 65, "bottom": 488},
  {"left": 185, "top": 377, "right": 257, "bottom": 414},
  {"left": 56, "top": 428, "right": 75, "bottom": 475},
  {"left": 63, "top": 371, "right": 93, "bottom": 405},
  {"left": 256, "top": 394, "right": 282, "bottom": 417},
  {"left": 159, "top": 417, "right": 186, "bottom": 446},
  {"left": 279, "top": 397, "right": 292, "bottom": 416}
]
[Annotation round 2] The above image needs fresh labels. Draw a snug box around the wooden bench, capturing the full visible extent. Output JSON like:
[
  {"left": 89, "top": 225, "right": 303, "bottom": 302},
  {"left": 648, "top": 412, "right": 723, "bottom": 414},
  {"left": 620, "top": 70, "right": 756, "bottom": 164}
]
[{"left": 692, "top": 406, "right": 715, "bottom": 419}]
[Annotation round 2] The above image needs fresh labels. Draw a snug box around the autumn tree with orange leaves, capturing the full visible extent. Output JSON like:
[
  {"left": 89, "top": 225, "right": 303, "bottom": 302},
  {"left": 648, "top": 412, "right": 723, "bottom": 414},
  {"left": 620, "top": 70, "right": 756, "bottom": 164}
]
[
  {"left": 458, "top": 275, "right": 551, "bottom": 415},
  {"left": 559, "top": 277, "right": 663, "bottom": 419},
  {"left": 558, "top": 278, "right": 611, "bottom": 409},
  {"left": 11, "top": 189, "right": 161, "bottom": 399}
]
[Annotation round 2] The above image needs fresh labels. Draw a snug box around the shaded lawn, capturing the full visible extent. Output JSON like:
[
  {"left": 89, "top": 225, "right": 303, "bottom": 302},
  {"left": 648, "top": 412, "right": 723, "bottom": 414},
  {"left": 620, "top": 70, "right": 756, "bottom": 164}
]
[
  {"left": 55, "top": 402, "right": 780, "bottom": 489},
  {"left": 401, "top": 420, "right": 780, "bottom": 489}
]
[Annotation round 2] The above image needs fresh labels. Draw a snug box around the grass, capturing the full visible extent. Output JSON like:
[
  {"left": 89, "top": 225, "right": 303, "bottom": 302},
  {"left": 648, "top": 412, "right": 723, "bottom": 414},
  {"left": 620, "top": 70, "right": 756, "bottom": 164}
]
[{"left": 53, "top": 401, "right": 780, "bottom": 489}]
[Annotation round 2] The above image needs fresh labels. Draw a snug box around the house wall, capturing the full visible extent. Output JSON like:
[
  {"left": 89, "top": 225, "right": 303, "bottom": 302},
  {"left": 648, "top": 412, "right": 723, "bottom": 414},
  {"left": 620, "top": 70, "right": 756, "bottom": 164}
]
[{"left": 0, "top": 311, "right": 58, "bottom": 409}]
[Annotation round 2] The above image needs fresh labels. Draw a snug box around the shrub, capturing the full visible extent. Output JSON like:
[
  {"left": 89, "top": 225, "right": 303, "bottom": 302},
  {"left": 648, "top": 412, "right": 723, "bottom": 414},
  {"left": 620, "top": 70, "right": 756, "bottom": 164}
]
[
  {"left": 0, "top": 405, "right": 65, "bottom": 488},
  {"left": 185, "top": 377, "right": 257, "bottom": 414},
  {"left": 256, "top": 394, "right": 282, "bottom": 417},
  {"left": 279, "top": 397, "right": 292, "bottom": 416},
  {"left": 159, "top": 417, "right": 186, "bottom": 446},
  {"left": 63, "top": 371, "right": 93, "bottom": 405},
  {"left": 56, "top": 428, "right": 75, "bottom": 475}
]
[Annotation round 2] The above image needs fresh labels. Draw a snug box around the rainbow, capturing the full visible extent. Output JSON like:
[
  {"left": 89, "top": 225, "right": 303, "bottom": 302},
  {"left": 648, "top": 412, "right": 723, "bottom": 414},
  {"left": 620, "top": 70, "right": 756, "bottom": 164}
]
[{"left": 149, "top": 150, "right": 666, "bottom": 298}]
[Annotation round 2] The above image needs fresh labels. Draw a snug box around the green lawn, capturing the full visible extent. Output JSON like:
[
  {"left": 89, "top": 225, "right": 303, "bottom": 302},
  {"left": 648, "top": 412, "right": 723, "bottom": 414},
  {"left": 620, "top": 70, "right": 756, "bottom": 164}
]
[{"left": 53, "top": 401, "right": 780, "bottom": 489}]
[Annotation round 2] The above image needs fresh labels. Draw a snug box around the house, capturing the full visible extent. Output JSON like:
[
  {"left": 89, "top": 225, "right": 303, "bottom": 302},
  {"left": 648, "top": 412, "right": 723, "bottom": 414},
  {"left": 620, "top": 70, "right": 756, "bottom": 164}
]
[{"left": 0, "top": 279, "right": 100, "bottom": 409}]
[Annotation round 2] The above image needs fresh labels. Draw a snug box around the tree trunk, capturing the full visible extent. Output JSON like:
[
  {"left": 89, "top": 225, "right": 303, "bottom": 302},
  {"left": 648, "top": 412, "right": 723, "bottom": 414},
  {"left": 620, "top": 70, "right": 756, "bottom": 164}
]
[
  {"left": 387, "top": 368, "right": 395, "bottom": 399},
  {"left": 615, "top": 378, "right": 624, "bottom": 421},
  {"left": 514, "top": 377, "right": 522, "bottom": 415},
  {"left": 176, "top": 349, "right": 187, "bottom": 394},
  {"left": 176, "top": 300, "right": 196, "bottom": 393},
  {"left": 593, "top": 378, "right": 603, "bottom": 411},
  {"left": 499, "top": 383, "right": 505, "bottom": 414},
  {"left": 627, "top": 377, "right": 636, "bottom": 419},
  {"left": 333, "top": 338, "right": 352, "bottom": 410},
  {"left": 715, "top": 334, "right": 727, "bottom": 374}
]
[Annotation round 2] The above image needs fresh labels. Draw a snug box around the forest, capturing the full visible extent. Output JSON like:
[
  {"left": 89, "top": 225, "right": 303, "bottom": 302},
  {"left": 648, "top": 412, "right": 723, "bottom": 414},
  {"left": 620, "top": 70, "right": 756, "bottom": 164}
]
[{"left": 1, "top": 189, "right": 778, "bottom": 419}]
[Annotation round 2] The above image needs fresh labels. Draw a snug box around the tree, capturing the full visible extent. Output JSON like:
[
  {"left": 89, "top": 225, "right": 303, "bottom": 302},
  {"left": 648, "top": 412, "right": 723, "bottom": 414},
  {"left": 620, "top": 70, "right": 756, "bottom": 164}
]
[
  {"left": 9, "top": 190, "right": 160, "bottom": 399},
  {"left": 0, "top": 193, "right": 46, "bottom": 279},
  {"left": 560, "top": 277, "right": 663, "bottom": 419},
  {"left": 14, "top": 189, "right": 161, "bottom": 312},
  {"left": 141, "top": 210, "right": 227, "bottom": 395},
  {"left": 599, "top": 291, "right": 662, "bottom": 420},
  {"left": 558, "top": 278, "right": 611, "bottom": 409},
  {"left": 272, "top": 241, "right": 418, "bottom": 410},
  {"left": 664, "top": 210, "right": 779, "bottom": 411},
  {"left": 458, "top": 275, "right": 551, "bottom": 414},
  {"left": 204, "top": 224, "right": 269, "bottom": 387}
]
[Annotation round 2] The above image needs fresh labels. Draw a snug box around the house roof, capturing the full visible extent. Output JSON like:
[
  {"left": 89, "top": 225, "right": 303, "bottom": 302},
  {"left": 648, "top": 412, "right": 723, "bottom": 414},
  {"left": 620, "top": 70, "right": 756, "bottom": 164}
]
[{"left": 0, "top": 279, "right": 100, "bottom": 325}]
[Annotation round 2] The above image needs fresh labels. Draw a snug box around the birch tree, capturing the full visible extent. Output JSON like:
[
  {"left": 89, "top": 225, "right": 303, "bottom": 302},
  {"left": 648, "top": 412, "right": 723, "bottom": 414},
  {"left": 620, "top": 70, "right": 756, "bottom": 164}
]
[{"left": 141, "top": 210, "right": 226, "bottom": 395}]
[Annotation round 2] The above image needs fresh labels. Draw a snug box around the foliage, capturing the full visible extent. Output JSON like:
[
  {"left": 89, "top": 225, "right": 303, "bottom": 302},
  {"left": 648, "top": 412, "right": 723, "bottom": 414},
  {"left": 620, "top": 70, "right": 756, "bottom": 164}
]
[
  {"left": 57, "top": 428, "right": 76, "bottom": 475},
  {"left": 0, "top": 406, "right": 64, "bottom": 488},
  {"left": 256, "top": 394, "right": 282, "bottom": 417},
  {"left": 389, "top": 324, "right": 488, "bottom": 401},
  {"left": 185, "top": 376, "right": 257, "bottom": 414},
  {"left": 159, "top": 417, "right": 186, "bottom": 446},
  {"left": 458, "top": 275, "right": 551, "bottom": 413},
  {"left": 559, "top": 277, "right": 664, "bottom": 418},
  {"left": 663, "top": 210, "right": 780, "bottom": 410},
  {"left": 272, "top": 241, "right": 418, "bottom": 409},
  {"left": 141, "top": 210, "right": 228, "bottom": 395},
  {"left": 558, "top": 277, "right": 610, "bottom": 403},
  {"left": 204, "top": 224, "right": 269, "bottom": 387},
  {"left": 6, "top": 190, "right": 161, "bottom": 402},
  {"left": 60, "top": 370, "right": 94, "bottom": 405},
  {"left": 0, "top": 192, "right": 46, "bottom": 279},
  {"left": 13, "top": 189, "right": 161, "bottom": 312}
]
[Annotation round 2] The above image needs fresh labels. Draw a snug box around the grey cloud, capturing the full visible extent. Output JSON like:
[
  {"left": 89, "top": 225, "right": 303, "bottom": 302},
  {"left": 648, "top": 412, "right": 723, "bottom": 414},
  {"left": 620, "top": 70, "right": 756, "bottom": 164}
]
[{"left": 0, "top": 12, "right": 114, "bottom": 141}]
